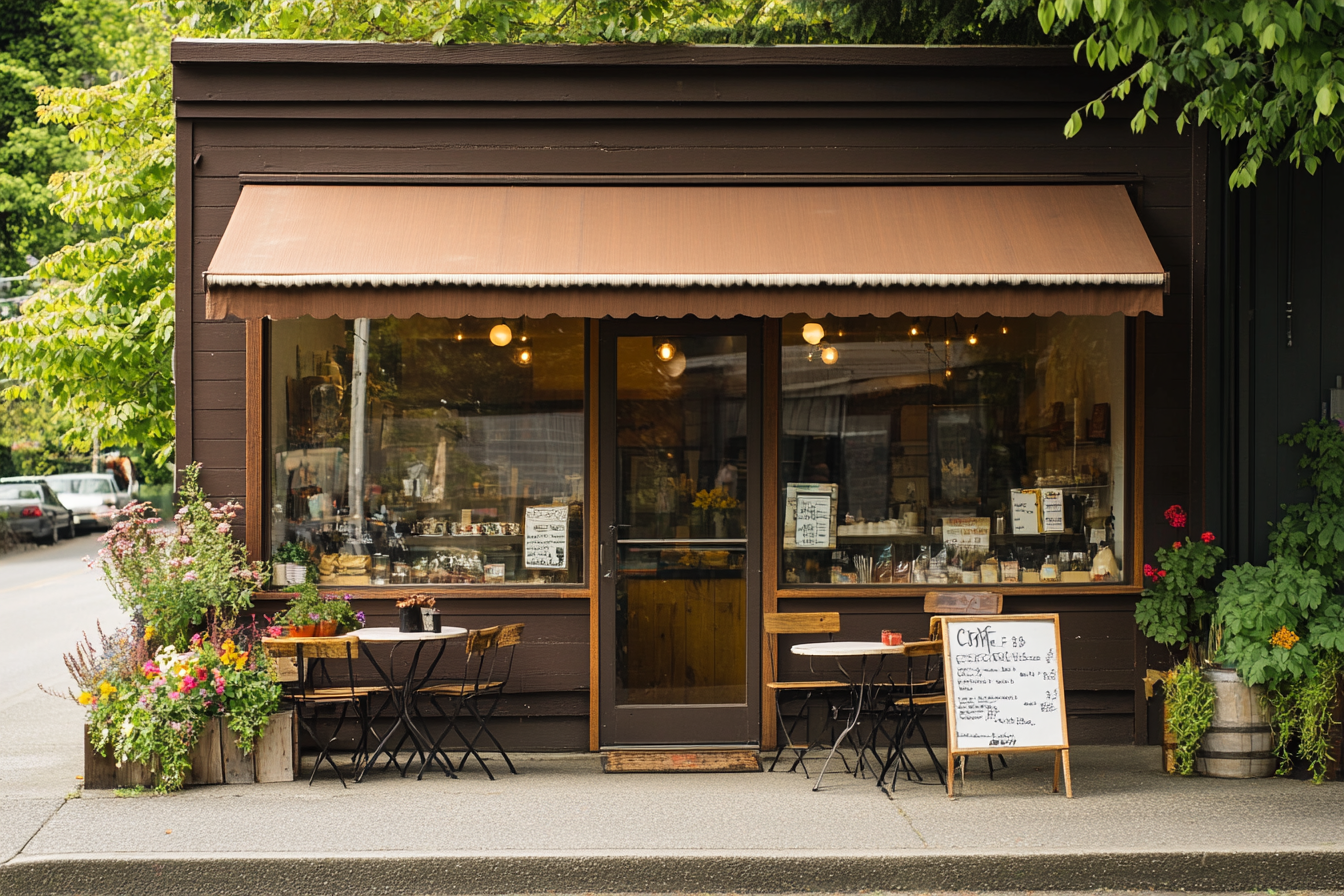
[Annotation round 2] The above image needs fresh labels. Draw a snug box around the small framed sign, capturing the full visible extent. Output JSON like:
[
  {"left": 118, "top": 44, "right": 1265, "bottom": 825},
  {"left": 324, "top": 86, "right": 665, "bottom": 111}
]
[{"left": 783, "top": 482, "right": 838, "bottom": 550}]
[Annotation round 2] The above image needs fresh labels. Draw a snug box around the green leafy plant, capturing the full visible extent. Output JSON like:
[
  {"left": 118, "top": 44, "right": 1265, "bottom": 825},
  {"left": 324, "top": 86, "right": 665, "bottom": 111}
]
[
  {"left": 96, "top": 463, "right": 269, "bottom": 647},
  {"left": 1134, "top": 504, "right": 1225, "bottom": 774},
  {"left": 1164, "top": 657, "right": 1216, "bottom": 776},
  {"left": 273, "top": 582, "right": 322, "bottom": 627},
  {"left": 1213, "top": 419, "right": 1344, "bottom": 783},
  {"left": 1134, "top": 504, "right": 1225, "bottom": 651},
  {"left": 272, "top": 540, "right": 318, "bottom": 583}
]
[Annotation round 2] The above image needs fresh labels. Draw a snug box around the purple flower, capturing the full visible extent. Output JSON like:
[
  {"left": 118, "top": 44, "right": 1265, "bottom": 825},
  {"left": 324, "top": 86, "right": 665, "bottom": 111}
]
[
  {"left": 309, "top": 612, "right": 320, "bottom": 622},
  {"left": 355, "top": 611, "right": 366, "bottom": 625}
]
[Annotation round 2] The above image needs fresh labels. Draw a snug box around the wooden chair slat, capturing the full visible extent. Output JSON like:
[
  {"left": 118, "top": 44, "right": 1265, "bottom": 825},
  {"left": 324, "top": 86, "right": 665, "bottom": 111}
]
[
  {"left": 763, "top": 612, "right": 840, "bottom": 634},
  {"left": 496, "top": 623, "right": 525, "bottom": 648},
  {"left": 262, "top": 636, "right": 360, "bottom": 660},
  {"left": 902, "top": 639, "right": 944, "bottom": 657}
]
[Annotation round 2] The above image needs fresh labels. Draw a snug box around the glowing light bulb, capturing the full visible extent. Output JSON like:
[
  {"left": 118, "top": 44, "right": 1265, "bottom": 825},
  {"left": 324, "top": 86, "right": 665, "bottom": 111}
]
[
  {"left": 490, "top": 323, "right": 513, "bottom": 346},
  {"left": 909, "top": 326, "right": 919, "bottom": 336},
  {"left": 454, "top": 328, "right": 464, "bottom": 342},
  {"left": 968, "top": 334, "right": 978, "bottom": 345},
  {"left": 801, "top": 322, "right": 825, "bottom": 345},
  {"left": 512, "top": 345, "right": 533, "bottom": 367},
  {"left": 1001, "top": 325, "right": 1009, "bottom": 335},
  {"left": 944, "top": 368, "right": 953, "bottom": 379},
  {"left": 820, "top": 345, "right": 839, "bottom": 365},
  {"left": 944, "top": 338, "right": 951, "bottom": 346},
  {"left": 656, "top": 341, "right": 676, "bottom": 362}
]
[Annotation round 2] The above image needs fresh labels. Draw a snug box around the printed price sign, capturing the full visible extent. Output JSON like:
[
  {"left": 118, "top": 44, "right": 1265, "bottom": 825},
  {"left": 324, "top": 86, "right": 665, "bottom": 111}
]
[
  {"left": 524, "top": 505, "right": 568, "bottom": 569},
  {"left": 784, "top": 483, "right": 837, "bottom": 550}
]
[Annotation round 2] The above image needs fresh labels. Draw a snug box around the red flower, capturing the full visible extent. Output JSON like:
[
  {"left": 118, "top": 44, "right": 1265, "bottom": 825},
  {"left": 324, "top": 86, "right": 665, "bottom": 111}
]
[
  {"left": 1173, "top": 541, "right": 1182, "bottom": 549},
  {"left": 1143, "top": 563, "right": 1155, "bottom": 579},
  {"left": 1157, "top": 570, "right": 1167, "bottom": 577},
  {"left": 1201, "top": 532, "right": 1215, "bottom": 543},
  {"left": 1164, "top": 504, "right": 1187, "bottom": 528}
]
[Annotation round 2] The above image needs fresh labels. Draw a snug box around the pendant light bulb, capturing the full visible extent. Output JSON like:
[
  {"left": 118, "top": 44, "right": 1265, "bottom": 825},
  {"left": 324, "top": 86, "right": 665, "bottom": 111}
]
[
  {"left": 512, "top": 345, "right": 533, "bottom": 367},
  {"left": 454, "top": 326, "right": 465, "bottom": 342},
  {"left": 820, "top": 344, "right": 839, "bottom": 365},
  {"left": 909, "top": 325, "right": 919, "bottom": 336},
  {"left": 801, "top": 322, "right": 825, "bottom": 345},
  {"left": 1001, "top": 325, "right": 1009, "bottom": 335},
  {"left": 656, "top": 341, "right": 677, "bottom": 362},
  {"left": 944, "top": 367, "right": 953, "bottom": 379},
  {"left": 968, "top": 333, "right": 978, "bottom": 346},
  {"left": 490, "top": 323, "right": 513, "bottom": 346}
]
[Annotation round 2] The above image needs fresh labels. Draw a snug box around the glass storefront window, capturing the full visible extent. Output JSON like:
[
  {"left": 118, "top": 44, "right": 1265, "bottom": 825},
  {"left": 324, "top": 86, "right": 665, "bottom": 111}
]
[
  {"left": 779, "top": 314, "right": 1126, "bottom": 587},
  {"left": 268, "top": 316, "right": 586, "bottom": 586}
]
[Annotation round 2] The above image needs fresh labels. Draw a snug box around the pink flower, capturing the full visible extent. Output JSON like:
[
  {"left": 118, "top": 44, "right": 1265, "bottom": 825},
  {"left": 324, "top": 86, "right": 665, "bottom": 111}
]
[
  {"left": 183, "top": 571, "right": 198, "bottom": 582},
  {"left": 191, "top": 633, "right": 203, "bottom": 646},
  {"left": 267, "top": 626, "right": 282, "bottom": 638},
  {"left": 169, "top": 691, "right": 181, "bottom": 700},
  {"left": 182, "top": 675, "right": 197, "bottom": 690},
  {"left": 216, "top": 685, "right": 225, "bottom": 695},
  {"left": 216, "top": 523, "right": 230, "bottom": 534},
  {"left": 179, "top": 535, "right": 191, "bottom": 544}
]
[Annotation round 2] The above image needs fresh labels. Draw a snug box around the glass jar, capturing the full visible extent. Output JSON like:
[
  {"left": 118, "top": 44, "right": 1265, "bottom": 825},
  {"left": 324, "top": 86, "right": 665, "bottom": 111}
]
[{"left": 391, "top": 562, "right": 409, "bottom": 585}]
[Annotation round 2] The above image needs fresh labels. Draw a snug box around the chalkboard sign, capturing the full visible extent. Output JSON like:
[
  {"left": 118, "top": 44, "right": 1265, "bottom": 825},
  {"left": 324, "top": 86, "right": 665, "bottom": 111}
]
[{"left": 933, "top": 613, "right": 1073, "bottom": 798}]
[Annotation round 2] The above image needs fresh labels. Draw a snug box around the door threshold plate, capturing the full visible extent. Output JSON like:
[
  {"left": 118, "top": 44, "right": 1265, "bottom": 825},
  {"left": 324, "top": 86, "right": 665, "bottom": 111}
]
[{"left": 600, "top": 749, "right": 762, "bottom": 773}]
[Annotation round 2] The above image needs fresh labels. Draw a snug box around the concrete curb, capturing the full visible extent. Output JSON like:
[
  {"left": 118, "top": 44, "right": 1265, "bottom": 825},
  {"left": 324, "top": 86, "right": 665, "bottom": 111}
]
[{"left": 4, "top": 849, "right": 1344, "bottom": 895}]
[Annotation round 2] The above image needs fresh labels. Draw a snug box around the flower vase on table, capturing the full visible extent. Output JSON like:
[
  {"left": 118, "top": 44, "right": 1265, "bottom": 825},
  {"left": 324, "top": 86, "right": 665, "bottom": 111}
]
[{"left": 692, "top": 487, "right": 739, "bottom": 539}]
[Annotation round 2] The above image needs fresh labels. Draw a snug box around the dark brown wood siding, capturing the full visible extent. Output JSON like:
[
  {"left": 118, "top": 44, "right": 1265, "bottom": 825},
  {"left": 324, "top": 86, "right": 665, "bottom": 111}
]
[{"left": 177, "top": 42, "right": 1203, "bottom": 748}]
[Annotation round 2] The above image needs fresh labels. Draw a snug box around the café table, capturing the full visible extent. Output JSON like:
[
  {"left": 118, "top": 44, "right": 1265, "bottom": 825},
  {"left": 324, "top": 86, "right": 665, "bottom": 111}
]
[
  {"left": 354, "top": 626, "right": 467, "bottom": 782},
  {"left": 790, "top": 640, "right": 907, "bottom": 791}
]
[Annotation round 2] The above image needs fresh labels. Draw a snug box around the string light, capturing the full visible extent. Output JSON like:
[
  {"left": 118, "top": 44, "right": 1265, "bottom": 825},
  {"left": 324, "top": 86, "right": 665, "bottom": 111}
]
[
  {"left": 801, "top": 322, "right": 825, "bottom": 345},
  {"left": 512, "top": 345, "right": 533, "bottom": 367},
  {"left": 490, "top": 323, "right": 513, "bottom": 346},
  {"left": 820, "top": 344, "right": 839, "bottom": 365}
]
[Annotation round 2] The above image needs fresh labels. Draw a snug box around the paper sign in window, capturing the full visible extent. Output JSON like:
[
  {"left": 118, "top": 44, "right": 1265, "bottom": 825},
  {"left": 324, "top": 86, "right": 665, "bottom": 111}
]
[{"left": 524, "top": 505, "right": 569, "bottom": 569}]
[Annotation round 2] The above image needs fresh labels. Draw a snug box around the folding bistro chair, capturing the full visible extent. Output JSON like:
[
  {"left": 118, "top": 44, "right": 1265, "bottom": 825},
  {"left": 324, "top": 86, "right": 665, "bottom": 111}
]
[
  {"left": 265, "top": 636, "right": 384, "bottom": 787},
  {"left": 416, "top": 623, "right": 524, "bottom": 780},
  {"left": 764, "top": 612, "right": 853, "bottom": 777}
]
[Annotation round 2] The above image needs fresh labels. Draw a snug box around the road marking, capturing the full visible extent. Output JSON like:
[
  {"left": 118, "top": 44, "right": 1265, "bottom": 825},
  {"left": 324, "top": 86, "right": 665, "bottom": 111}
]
[{"left": 0, "top": 569, "right": 87, "bottom": 594}]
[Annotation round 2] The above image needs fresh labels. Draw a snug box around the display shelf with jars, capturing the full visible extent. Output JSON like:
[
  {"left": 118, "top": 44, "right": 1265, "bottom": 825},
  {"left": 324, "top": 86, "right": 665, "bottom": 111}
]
[
  {"left": 268, "top": 315, "right": 587, "bottom": 588},
  {"left": 778, "top": 312, "right": 1128, "bottom": 589}
]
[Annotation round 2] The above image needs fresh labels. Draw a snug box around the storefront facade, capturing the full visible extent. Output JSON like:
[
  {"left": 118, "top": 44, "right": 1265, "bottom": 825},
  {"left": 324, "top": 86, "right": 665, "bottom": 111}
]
[{"left": 174, "top": 40, "right": 1206, "bottom": 750}]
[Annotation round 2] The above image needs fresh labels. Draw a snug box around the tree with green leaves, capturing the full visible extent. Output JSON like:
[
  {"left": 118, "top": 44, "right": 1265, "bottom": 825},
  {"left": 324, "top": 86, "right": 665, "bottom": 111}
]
[{"left": 1030, "top": 0, "right": 1344, "bottom": 187}]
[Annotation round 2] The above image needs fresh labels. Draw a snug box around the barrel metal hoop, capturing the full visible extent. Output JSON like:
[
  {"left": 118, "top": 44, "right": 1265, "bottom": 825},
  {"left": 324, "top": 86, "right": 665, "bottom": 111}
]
[
  {"left": 1205, "top": 725, "right": 1273, "bottom": 734},
  {"left": 1196, "top": 749, "right": 1275, "bottom": 759}
]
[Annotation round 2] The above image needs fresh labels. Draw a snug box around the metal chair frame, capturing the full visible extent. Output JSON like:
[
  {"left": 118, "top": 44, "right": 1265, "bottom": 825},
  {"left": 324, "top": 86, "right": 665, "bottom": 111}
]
[
  {"left": 278, "top": 637, "right": 378, "bottom": 787},
  {"left": 764, "top": 612, "right": 854, "bottom": 778},
  {"left": 416, "top": 623, "right": 524, "bottom": 780}
]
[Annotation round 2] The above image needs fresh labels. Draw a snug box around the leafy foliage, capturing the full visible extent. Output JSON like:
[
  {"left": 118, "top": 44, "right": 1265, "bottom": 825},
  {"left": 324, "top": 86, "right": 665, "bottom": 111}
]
[
  {"left": 1212, "top": 419, "right": 1344, "bottom": 782},
  {"left": 1164, "top": 657, "right": 1215, "bottom": 775},
  {"left": 1039, "top": 0, "right": 1344, "bottom": 187},
  {"left": 1135, "top": 527, "right": 1224, "bottom": 650}
]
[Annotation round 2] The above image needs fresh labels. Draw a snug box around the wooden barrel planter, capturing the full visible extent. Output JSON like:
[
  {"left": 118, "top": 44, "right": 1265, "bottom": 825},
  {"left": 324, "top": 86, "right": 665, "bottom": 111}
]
[{"left": 1195, "top": 667, "right": 1275, "bottom": 778}]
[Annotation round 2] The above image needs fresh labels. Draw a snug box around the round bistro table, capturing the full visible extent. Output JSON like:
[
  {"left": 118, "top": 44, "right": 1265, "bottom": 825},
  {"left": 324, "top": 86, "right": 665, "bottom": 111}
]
[
  {"left": 354, "top": 626, "right": 467, "bottom": 781},
  {"left": 790, "top": 640, "right": 908, "bottom": 791}
]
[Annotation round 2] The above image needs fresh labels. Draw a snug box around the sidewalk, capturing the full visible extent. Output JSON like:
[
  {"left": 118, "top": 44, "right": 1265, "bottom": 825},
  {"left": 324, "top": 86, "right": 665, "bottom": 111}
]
[{"left": 3, "top": 745, "right": 1342, "bottom": 895}]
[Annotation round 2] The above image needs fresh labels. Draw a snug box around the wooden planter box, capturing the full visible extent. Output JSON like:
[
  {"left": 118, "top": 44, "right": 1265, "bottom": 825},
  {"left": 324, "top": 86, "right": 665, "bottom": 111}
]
[{"left": 85, "top": 711, "right": 295, "bottom": 789}]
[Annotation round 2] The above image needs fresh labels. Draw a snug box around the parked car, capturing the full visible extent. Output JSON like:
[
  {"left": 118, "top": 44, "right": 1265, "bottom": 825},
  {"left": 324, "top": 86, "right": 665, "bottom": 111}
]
[
  {"left": 41, "top": 472, "right": 130, "bottom": 531},
  {"left": 0, "top": 480, "right": 76, "bottom": 545}
]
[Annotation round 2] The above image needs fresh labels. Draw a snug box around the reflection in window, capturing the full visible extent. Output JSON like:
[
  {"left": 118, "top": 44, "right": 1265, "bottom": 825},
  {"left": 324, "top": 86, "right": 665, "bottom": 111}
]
[
  {"left": 779, "top": 314, "right": 1125, "bottom": 586},
  {"left": 268, "top": 316, "right": 585, "bottom": 586}
]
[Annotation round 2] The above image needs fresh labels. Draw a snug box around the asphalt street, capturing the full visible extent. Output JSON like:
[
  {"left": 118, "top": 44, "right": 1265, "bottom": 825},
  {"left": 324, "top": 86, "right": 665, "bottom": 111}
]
[{"left": 0, "top": 532, "right": 125, "bottom": 802}]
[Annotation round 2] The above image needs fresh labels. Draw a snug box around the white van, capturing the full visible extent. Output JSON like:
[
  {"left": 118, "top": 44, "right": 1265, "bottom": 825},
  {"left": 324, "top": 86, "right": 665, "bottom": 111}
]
[{"left": 42, "top": 472, "right": 128, "bottom": 531}]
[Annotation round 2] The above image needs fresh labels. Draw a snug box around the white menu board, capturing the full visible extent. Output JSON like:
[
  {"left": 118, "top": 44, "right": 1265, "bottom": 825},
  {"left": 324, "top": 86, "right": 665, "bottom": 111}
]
[
  {"left": 524, "top": 505, "right": 568, "bottom": 569},
  {"left": 942, "top": 615, "right": 1068, "bottom": 751},
  {"left": 1040, "top": 488, "right": 1066, "bottom": 533},
  {"left": 783, "top": 482, "right": 837, "bottom": 550}
]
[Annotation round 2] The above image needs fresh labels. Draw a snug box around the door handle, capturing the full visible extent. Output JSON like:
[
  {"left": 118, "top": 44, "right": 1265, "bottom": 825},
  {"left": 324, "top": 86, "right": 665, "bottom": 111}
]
[{"left": 602, "top": 523, "right": 616, "bottom": 578}]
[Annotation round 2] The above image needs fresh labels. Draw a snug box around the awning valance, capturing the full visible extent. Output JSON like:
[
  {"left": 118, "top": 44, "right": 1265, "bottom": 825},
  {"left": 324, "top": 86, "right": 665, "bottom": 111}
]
[{"left": 203, "top": 184, "right": 1166, "bottom": 320}]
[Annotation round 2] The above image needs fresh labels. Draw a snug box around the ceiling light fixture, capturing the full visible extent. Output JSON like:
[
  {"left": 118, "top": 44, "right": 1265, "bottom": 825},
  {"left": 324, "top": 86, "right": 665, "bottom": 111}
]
[
  {"left": 490, "top": 323, "right": 513, "bottom": 346},
  {"left": 656, "top": 341, "right": 677, "bottom": 362},
  {"left": 801, "top": 322, "right": 825, "bottom": 345}
]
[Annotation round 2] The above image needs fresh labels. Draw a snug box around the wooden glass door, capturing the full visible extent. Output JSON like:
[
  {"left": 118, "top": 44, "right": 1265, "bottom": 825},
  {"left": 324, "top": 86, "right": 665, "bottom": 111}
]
[{"left": 599, "top": 318, "right": 761, "bottom": 746}]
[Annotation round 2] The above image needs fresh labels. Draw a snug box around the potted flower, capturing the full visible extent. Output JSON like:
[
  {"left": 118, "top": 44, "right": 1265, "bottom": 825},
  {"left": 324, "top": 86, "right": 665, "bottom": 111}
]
[
  {"left": 320, "top": 592, "right": 366, "bottom": 635},
  {"left": 272, "top": 540, "right": 316, "bottom": 587},
  {"left": 275, "top": 584, "right": 323, "bottom": 637},
  {"left": 692, "top": 487, "right": 740, "bottom": 538},
  {"left": 1134, "top": 504, "right": 1225, "bottom": 775},
  {"left": 396, "top": 592, "right": 435, "bottom": 632}
]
